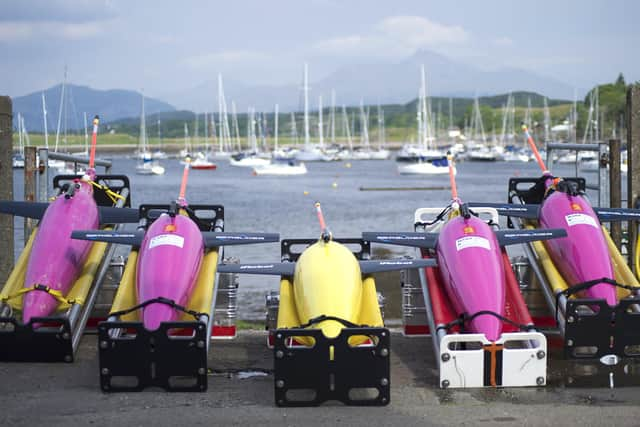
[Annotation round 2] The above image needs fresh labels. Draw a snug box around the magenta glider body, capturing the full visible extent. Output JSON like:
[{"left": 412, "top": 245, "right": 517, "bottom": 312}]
[
  {"left": 136, "top": 213, "right": 204, "bottom": 330},
  {"left": 23, "top": 178, "right": 99, "bottom": 323},
  {"left": 539, "top": 188, "right": 617, "bottom": 306},
  {"left": 436, "top": 214, "right": 505, "bottom": 341}
]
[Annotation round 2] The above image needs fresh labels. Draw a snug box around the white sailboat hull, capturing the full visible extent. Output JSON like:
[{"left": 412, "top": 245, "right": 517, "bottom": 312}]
[
  {"left": 398, "top": 162, "right": 454, "bottom": 175},
  {"left": 253, "top": 162, "right": 307, "bottom": 176},
  {"left": 229, "top": 156, "right": 271, "bottom": 167}
]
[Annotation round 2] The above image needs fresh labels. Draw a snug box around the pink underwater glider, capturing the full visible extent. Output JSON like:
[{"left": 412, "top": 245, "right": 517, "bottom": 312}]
[
  {"left": 72, "top": 160, "right": 278, "bottom": 330},
  {"left": 471, "top": 125, "right": 640, "bottom": 360},
  {"left": 364, "top": 155, "right": 566, "bottom": 342},
  {"left": 0, "top": 116, "right": 139, "bottom": 325}
]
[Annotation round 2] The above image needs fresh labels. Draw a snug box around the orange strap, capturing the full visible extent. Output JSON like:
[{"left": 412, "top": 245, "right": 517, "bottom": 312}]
[{"left": 484, "top": 342, "right": 504, "bottom": 387}]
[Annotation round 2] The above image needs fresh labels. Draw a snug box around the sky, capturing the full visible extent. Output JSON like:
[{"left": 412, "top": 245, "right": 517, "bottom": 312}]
[{"left": 1, "top": 0, "right": 638, "bottom": 100}]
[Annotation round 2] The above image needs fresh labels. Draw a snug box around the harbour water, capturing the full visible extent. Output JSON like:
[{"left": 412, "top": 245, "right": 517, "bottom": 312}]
[{"left": 11, "top": 157, "right": 608, "bottom": 318}]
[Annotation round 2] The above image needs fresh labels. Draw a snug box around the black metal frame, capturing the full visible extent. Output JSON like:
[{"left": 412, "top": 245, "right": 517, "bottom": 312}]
[
  {"left": 507, "top": 176, "right": 586, "bottom": 204},
  {"left": 565, "top": 297, "right": 640, "bottom": 359},
  {"left": 54, "top": 174, "right": 132, "bottom": 208},
  {"left": 281, "top": 237, "right": 370, "bottom": 262},
  {"left": 273, "top": 327, "right": 390, "bottom": 406},
  {"left": 273, "top": 238, "right": 389, "bottom": 406},
  {"left": 97, "top": 204, "right": 223, "bottom": 391},
  {"left": 98, "top": 320, "right": 208, "bottom": 392},
  {"left": 139, "top": 204, "right": 223, "bottom": 232},
  {"left": 0, "top": 317, "right": 74, "bottom": 362},
  {"left": 507, "top": 176, "right": 640, "bottom": 360}
]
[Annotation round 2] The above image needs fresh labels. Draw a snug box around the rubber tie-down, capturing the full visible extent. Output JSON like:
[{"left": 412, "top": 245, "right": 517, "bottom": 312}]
[
  {"left": 108, "top": 296, "right": 208, "bottom": 322},
  {"left": 295, "top": 314, "right": 366, "bottom": 329},
  {"left": 87, "top": 180, "right": 125, "bottom": 204},
  {"left": 554, "top": 277, "right": 640, "bottom": 323},
  {"left": 436, "top": 310, "right": 536, "bottom": 334},
  {"left": 1, "top": 283, "right": 84, "bottom": 306}
]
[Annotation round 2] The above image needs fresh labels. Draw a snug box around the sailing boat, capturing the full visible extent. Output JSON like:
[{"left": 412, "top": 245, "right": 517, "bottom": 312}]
[
  {"left": 467, "top": 95, "right": 499, "bottom": 161},
  {"left": 501, "top": 93, "right": 529, "bottom": 162},
  {"left": 295, "top": 63, "right": 328, "bottom": 162},
  {"left": 152, "top": 116, "right": 168, "bottom": 159},
  {"left": 230, "top": 108, "right": 270, "bottom": 167},
  {"left": 136, "top": 94, "right": 165, "bottom": 175},
  {"left": 397, "top": 65, "right": 445, "bottom": 162},
  {"left": 369, "top": 105, "right": 391, "bottom": 160},
  {"left": 191, "top": 113, "right": 217, "bottom": 170},
  {"left": 352, "top": 100, "right": 372, "bottom": 160},
  {"left": 272, "top": 105, "right": 298, "bottom": 160},
  {"left": 180, "top": 122, "right": 192, "bottom": 161},
  {"left": 212, "top": 74, "right": 233, "bottom": 159},
  {"left": 397, "top": 66, "right": 450, "bottom": 174},
  {"left": 12, "top": 113, "right": 25, "bottom": 168},
  {"left": 254, "top": 104, "right": 307, "bottom": 175}
]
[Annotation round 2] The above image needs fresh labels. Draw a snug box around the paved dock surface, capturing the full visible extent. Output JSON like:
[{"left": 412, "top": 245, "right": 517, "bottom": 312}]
[{"left": 2, "top": 330, "right": 640, "bottom": 426}]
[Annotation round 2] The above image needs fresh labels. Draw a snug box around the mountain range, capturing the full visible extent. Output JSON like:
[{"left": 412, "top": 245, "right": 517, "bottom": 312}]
[
  {"left": 164, "top": 50, "right": 580, "bottom": 112},
  {"left": 12, "top": 49, "right": 582, "bottom": 132},
  {"left": 13, "top": 84, "right": 175, "bottom": 132}
]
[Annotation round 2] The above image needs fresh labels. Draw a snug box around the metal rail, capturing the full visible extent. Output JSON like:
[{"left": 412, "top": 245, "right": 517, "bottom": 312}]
[{"left": 37, "top": 148, "right": 113, "bottom": 202}]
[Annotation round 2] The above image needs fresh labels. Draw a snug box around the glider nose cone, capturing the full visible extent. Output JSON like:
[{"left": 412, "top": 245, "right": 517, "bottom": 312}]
[
  {"left": 22, "top": 292, "right": 58, "bottom": 325},
  {"left": 471, "top": 315, "right": 502, "bottom": 343},
  {"left": 589, "top": 283, "right": 618, "bottom": 307},
  {"left": 142, "top": 303, "right": 177, "bottom": 331},
  {"left": 317, "top": 319, "right": 343, "bottom": 339}
]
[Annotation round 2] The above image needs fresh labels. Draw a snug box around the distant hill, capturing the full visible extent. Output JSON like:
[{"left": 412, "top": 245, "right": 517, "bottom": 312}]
[
  {"left": 163, "top": 49, "right": 580, "bottom": 112},
  {"left": 13, "top": 84, "right": 176, "bottom": 132},
  {"left": 106, "top": 90, "right": 572, "bottom": 139}
]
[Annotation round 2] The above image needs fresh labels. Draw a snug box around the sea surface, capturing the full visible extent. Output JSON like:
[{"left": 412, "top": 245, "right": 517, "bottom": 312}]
[{"left": 11, "top": 157, "right": 611, "bottom": 318}]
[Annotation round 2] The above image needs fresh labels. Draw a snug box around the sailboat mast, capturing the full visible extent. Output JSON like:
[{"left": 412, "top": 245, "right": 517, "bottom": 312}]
[
  {"left": 231, "top": 101, "right": 241, "bottom": 151},
  {"left": 421, "top": 65, "right": 429, "bottom": 148},
  {"left": 55, "top": 66, "right": 67, "bottom": 152},
  {"left": 83, "top": 111, "right": 88, "bottom": 153},
  {"left": 377, "top": 104, "right": 384, "bottom": 149},
  {"left": 342, "top": 105, "right": 353, "bottom": 151},
  {"left": 21, "top": 115, "right": 30, "bottom": 150},
  {"left": 290, "top": 112, "right": 298, "bottom": 145},
  {"left": 318, "top": 96, "right": 324, "bottom": 148},
  {"left": 139, "top": 93, "right": 147, "bottom": 153},
  {"left": 218, "top": 74, "right": 224, "bottom": 154},
  {"left": 330, "top": 90, "right": 336, "bottom": 144},
  {"left": 184, "top": 122, "right": 190, "bottom": 154},
  {"left": 594, "top": 86, "right": 600, "bottom": 142},
  {"left": 18, "top": 112, "right": 23, "bottom": 151},
  {"left": 417, "top": 88, "right": 423, "bottom": 147},
  {"left": 543, "top": 97, "right": 550, "bottom": 143},
  {"left": 274, "top": 104, "right": 279, "bottom": 151},
  {"left": 42, "top": 93, "right": 49, "bottom": 149},
  {"left": 220, "top": 76, "right": 232, "bottom": 152},
  {"left": 303, "top": 63, "right": 310, "bottom": 149},
  {"left": 262, "top": 112, "right": 267, "bottom": 152}
]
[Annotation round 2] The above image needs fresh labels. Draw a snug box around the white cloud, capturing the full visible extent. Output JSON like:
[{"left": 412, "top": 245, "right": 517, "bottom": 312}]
[
  {"left": 492, "top": 36, "right": 514, "bottom": 47},
  {"left": 59, "top": 22, "right": 104, "bottom": 40},
  {"left": 1, "top": 0, "right": 117, "bottom": 23},
  {"left": 313, "top": 35, "right": 367, "bottom": 53},
  {"left": 312, "top": 15, "right": 470, "bottom": 59},
  {"left": 0, "top": 21, "right": 107, "bottom": 42},
  {"left": 184, "top": 50, "right": 272, "bottom": 69},
  {"left": 378, "top": 15, "right": 469, "bottom": 47},
  {"left": 0, "top": 22, "right": 34, "bottom": 41}
]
